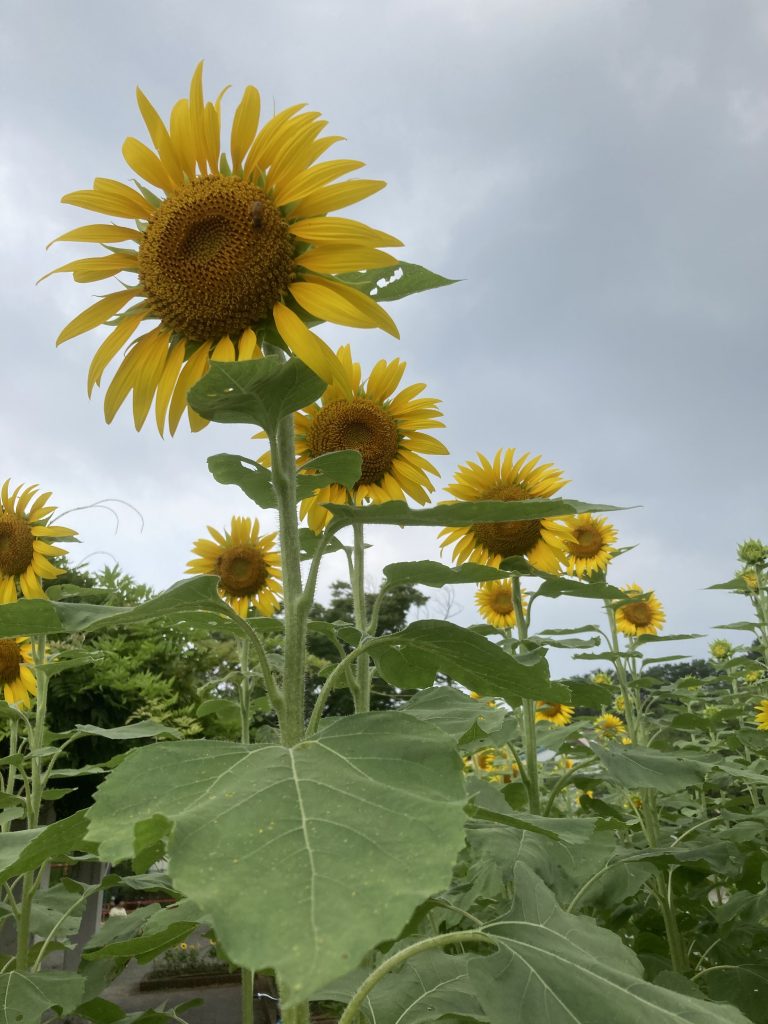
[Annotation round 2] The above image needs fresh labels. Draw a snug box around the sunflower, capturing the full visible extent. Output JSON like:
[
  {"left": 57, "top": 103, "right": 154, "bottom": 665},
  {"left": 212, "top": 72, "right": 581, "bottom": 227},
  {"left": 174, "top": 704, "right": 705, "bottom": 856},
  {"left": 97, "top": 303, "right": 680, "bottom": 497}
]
[
  {"left": 754, "top": 700, "right": 768, "bottom": 731},
  {"left": 48, "top": 64, "right": 401, "bottom": 435},
  {"left": 594, "top": 713, "right": 626, "bottom": 739},
  {"left": 439, "top": 449, "right": 573, "bottom": 572},
  {"left": 565, "top": 514, "right": 617, "bottom": 577},
  {"left": 474, "top": 579, "right": 526, "bottom": 630},
  {"left": 592, "top": 671, "right": 612, "bottom": 686},
  {"left": 741, "top": 570, "right": 759, "bottom": 592},
  {"left": 277, "top": 345, "right": 446, "bottom": 532},
  {"left": 613, "top": 694, "right": 625, "bottom": 713},
  {"left": 709, "top": 639, "right": 733, "bottom": 661},
  {"left": 744, "top": 669, "right": 762, "bottom": 685},
  {"left": 535, "top": 702, "right": 574, "bottom": 727},
  {"left": 0, "top": 638, "right": 37, "bottom": 707},
  {"left": 0, "top": 481, "right": 76, "bottom": 602},
  {"left": 187, "top": 516, "right": 282, "bottom": 617},
  {"left": 614, "top": 583, "right": 666, "bottom": 637}
]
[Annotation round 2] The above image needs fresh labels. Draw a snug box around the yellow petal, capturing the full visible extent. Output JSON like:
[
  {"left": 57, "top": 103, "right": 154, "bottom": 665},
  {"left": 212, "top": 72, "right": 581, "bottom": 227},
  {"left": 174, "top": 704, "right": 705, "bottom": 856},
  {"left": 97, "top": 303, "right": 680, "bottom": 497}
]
[
  {"left": 204, "top": 101, "right": 222, "bottom": 172},
  {"left": 188, "top": 61, "right": 209, "bottom": 174},
  {"left": 291, "top": 216, "right": 401, "bottom": 249},
  {"left": 243, "top": 103, "right": 307, "bottom": 180},
  {"left": 296, "top": 246, "right": 398, "bottom": 274},
  {"left": 38, "top": 252, "right": 138, "bottom": 285},
  {"left": 47, "top": 224, "right": 143, "bottom": 249},
  {"left": 230, "top": 85, "right": 261, "bottom": 170},
  {"left": 122, "top": 137, "right": 176, "bottom": 193},
  {"left": 155, "top": 343, "right": 186, "bottom": 435},
  {"left": 272, "top": 303, "right": 348, "bottom": 389},
  {"left": 211, "top": 336, "right": 236, "bottom": 361},
  {"left": 103, "top": 331, "right": 157, "bottom": 423},
  {"left": 278, "top": 160, "right": 367, "bottom": 205},
  {"left": 170, "top": 99, "right": 197, "bottom": 179},
  {"left": 135, "top": 86, "right": 185, "bottom": 186},
  {"left": 291, "top": 179, "right": 386, "bottom": 219},
  {"left": 168, "top": 344, "right": 210, "bottom": 435},
  {"left": 292, "top": 277, "right": 398, "bottom": 338},
  {"left": 56, "top": 289, "right": 141, "bottom": 345},
  {"left": 61, "top": 185, "right": 150, "bottom": 220},
  {"left": 131, "top": 328, "right": 171, "bottom": 429},
  {"left": 88, "top": 311, "right": 145, "bottom": 395},
  {"left": 238, "top": 327, "right": 259, "bottom": 360}
]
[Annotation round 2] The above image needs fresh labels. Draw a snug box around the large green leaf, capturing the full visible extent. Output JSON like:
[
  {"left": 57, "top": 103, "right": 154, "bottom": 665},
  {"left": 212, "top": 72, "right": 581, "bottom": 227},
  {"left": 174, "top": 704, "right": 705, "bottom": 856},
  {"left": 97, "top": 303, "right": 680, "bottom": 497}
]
[
  {"left": 591, "top": 744, "right": 708, "bottom": 794},
  {"left": 324, "top": 499, "right": 625, "bottom": 528},
  {"left": 470, "top": 865, "right": 749, "bottom": 1024},
  {"left": 0, "top": 576, "right": 244, "bottom": 639},
  {"left": 0, "top": 811, "right": 91, "bottom": 884},
  {"left": 336, "top": 261, "right": 458, "bottom": 302},
  {"left": 297, "top": 450, "right": 363, "bottom": 495},
  {"left": 85, "top": 713, "right": 467, "bottom": 1006},
  {"left": 320, "top": 949, "right": 486, "bottom": 1024},
  {"left": 382, "top": 560, "right": 510, "bottom": 589},
  {"left": 402, "top": 687, "right": 506, "bottom": 741},
  {"left": 705, "top": 964, "right": 768, "bottom": 1023},
  {"left": 369, "top": 620, "right": 568, "bottom": 702},
  {"left": 84, "top": 899, "right": 200, "bottom": 963},
  {"left": 534, "top": 577, "right": 627, "bottom": 601},
  {"left": 188, "top": 356, "right": 325, "bottom": 433},
  {"left": 74, "top": 721, "right": 181, "bottom": 741},
  {"left": 0, "top": 971, "right": 85, "bottom": 1023}
]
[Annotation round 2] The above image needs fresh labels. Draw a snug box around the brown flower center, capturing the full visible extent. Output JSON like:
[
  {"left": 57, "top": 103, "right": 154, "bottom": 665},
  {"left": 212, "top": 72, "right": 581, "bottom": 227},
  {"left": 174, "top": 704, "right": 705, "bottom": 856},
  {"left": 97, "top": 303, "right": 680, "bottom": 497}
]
[
  {"left": 138, "top": 176, "right": 295, "bottom": 343},
  {"left": 538, "top": 703, "right": 562, "bottom": 719},
  {"left": 216, "top": 545, "right": 269, "bottom": 599},
  {"left": 622, "top": 600, "right": 653, "bottom": 626},
  {"left": 0, "top": 514, "right": 34, "bottom": 577},
  {"left": 489, "top": 589, "right": 514, "bottom": 615},
  {"left": 306, "top": 398, "right": 399, "bottom": 486},
  {"left": 568, "top": 525, "right": 604, "bottom": 558},
  {"left": 0, "top": 639, "right": 21, "bottom": 686},
  {"left": 471, "top": 483, "right": 541, "bottom": 559}
]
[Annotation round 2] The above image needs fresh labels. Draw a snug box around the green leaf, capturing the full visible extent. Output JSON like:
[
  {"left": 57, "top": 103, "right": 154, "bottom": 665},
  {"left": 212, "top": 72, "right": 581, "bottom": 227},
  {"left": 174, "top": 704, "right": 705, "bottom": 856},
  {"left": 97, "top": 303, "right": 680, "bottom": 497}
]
[
  {"left": 712, "top": 621, "right": 757, "bottom": 631},
  {"left": 382, "top": 560, "right": 510, "bottom": 589},
  {"left": 401, "top": 687, "right": 506, "bottom": 740},
  {"left": 705, "top": 964, "right": 768, "bottom": 1023},
  {"left": 370, "top": 620, "right": 568, "bottom": 702},
  {"left": 0, "top": 811, "right": 91, "bottom": 884},
  {"left": 336, "top": 261, "right": 458, "bottom": 302},
  {"left": 324, "top": 498, "right": 626, "bottom": 528},
  {"left": 534, "top": 577, "right": 628, "bottom": 601},
  {"left": 297, "top": 450, "right": 363, "bottom": 495},
  {"left": 633, "top": 633, "right": 704, "bottom": 645},
  {"left": 0, "top": 971, "right": 85, "bottom": 1023},
  {"left": 470, "top": 864, "right": 750, "bottom": 1024},
  {"left": 188, "top": 356, "right": 325, "bottom": 433},
  {"left": 196, "top": 698, "right": 241, "bottom": 730},
  {"left": 208, "top": 453, "right": 276, "bottom": 508},
  {"left": 562, "top": 680, "right": 613, "bottom": 706},
  {"left": 74, "top": 721, "right": 181, "bottom": 741},
  {"left": 85, "top": 899, "right": 200, "bottom": 963},
  {"left": 85, "top": 713, "right": 467, "bottom": 1007},
  {"left": 590, "top": 744, "right": 708, "bottom": 794}
]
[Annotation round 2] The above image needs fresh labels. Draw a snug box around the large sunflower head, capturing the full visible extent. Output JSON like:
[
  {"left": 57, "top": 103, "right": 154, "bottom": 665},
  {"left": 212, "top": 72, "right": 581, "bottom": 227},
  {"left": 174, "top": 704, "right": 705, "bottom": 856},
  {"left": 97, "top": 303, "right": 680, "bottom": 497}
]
[
  {"left": 565, "top": 514, "right": 617, "bottom": 577},
  {"left": 0, "top": 481, "right": 76, "bottom": 602},
  {"left": 439, "top": 449, "right": 573, "bottom": 572},
  {"left": 0, "top": 637, "right": 36, "bottom": 707},
  {"left": 754, "top": 700, "right": 768, "bottom": 731},
  {"left": 48, "top": 64, "right": 402, "bottom": 435},
  {"left": 186, "top": 516, "right": 282, "bottom": 617},
  {"left": 614, "top": 583, "right": 666, "bottom": 637},
  {"left": 534, "top": 701, "right": 574, "bottom": 727},
  {"left": 474, "top": 579, "right": 526, "bottom": 630},
  {"left": 282, "top": 345, "right": 447, "bottom": 532}
]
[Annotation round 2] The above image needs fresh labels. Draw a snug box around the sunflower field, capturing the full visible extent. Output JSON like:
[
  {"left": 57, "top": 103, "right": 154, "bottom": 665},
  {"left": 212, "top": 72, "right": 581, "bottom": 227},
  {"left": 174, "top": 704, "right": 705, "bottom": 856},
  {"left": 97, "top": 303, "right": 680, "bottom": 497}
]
[{"left": 1, "top": 64, "right": 768, "bottom": 1024}]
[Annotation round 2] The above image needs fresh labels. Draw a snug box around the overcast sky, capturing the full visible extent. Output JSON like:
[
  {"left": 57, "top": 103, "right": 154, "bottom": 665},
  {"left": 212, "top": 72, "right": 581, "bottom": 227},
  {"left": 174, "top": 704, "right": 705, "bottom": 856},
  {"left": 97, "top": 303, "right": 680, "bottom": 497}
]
[{"left": 1, "top": 0, "right": 766, "bottom": 675}]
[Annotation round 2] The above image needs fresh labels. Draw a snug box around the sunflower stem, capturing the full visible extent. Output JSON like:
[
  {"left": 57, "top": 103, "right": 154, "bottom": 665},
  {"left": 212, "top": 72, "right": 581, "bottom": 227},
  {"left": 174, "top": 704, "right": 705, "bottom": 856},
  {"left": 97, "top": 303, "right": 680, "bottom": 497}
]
[
  {"left": 351, "top": 522, "right": 371, "bottom": 714},
  {"left": 238, "top": 639, "right": 251, "bottom": 745},
  {"left": 603, "top": 600, "right": 639, "bottom": 744},
  {"left": 241, "top": 967, "right": 254, "bottom": 1024},
  {"left": 270, "top": 414, "right": 307, "bottom": 748},
  {"left": 513, "top": 578, "right": 540, "bottom": 814}
]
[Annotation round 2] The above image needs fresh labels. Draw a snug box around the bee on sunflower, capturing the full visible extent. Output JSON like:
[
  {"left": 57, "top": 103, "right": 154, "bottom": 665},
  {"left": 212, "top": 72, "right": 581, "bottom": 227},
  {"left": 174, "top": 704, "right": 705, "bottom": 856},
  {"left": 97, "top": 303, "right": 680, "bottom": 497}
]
[{"left": 47, "top": 64, "right": 402, "bottom": 434}]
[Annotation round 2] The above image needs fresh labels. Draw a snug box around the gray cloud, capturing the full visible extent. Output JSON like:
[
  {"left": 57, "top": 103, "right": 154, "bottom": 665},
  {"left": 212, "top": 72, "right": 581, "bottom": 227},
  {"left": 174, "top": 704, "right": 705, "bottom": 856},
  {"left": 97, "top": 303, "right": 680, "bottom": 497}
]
[{"left": 1, "top": 0, "right": 766, "bottom": 676}]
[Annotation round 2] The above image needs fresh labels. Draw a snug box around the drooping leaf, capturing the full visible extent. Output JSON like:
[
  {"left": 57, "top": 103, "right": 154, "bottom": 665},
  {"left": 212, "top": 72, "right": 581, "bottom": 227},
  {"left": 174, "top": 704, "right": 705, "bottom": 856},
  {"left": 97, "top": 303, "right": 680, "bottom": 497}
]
[
  {"left": 324, "top": 498, "right": 625, "bottom": 528},
  {"left": 188, "top": 356, "right": 325, "bottom": 433},
  {"left": 382, "top": 560, "right": 510, "bottom": 589},
  {"left": 297, "top": 449, "right": 363, "bottom": 496},
  {"left": 369, "top": 620, "right": 568, "bottom": 702},
  {"left": 85, "top": 713, "right": 467, "bottom": 1007},
  {"left": 207, "top": 453, "right": 276, "bottom": 508},
  {"left": 470, "top": 864, "right": 750, "bottom": 1024},
  {"left": 74, "top": 721, "right": 181, "bottom": 741},
  {"left": 0, "top": 811, "right": 92, "bottom": 884},
  {"left": 401, "top": 687, "right": 506, "bottom": 741}
]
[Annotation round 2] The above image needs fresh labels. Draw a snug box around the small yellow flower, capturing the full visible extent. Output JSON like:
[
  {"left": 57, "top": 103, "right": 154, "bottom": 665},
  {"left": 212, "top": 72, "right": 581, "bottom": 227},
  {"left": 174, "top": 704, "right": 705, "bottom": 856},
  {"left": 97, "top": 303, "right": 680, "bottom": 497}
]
[
  {"left": 614, "top": 583, "right": 665, "bottom": 637},
  {"left": 741, "top": 570, "right": 759, "bottom": 592},
  {"left": 535, "top": 702, "right": 574, "bottom": 727},
  {"left": 179, "top": 943, "right": 188, "bottom": 951},
  {"left": 621, "top": 736, "right": 633, "bottom": 745},
  {"left": 474, "top": 580, "right": 526, "bottom": 630},
  {"left": 744, "top": 670, "right": 762, "bottom": 685},
  {"left": 709, "top": 639, "right": 733, "bottom": 661},
  {"left": 592, "top": 671, "right": 612, "bottom": 686},
  {"left": 565, "top": 514, "right": 617, "bottom": 577},
  {"left": 754, "top": 700, "right": 768, "bottom": 731},
  {"left": 614, "top": 694, "right": 625, "bottom": 713},
  {"left": 594, "top": 713, "right": 626, "bottom": 739}
]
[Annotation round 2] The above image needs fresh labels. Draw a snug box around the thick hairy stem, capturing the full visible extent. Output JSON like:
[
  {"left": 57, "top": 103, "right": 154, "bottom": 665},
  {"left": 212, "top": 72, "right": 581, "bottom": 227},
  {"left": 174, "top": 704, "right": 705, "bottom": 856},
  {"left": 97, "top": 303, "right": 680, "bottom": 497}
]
[
  {"left": 337, "top": 930, "right": 499, "bottom": 1024},
  {"left": 351, "top": 522, "right": 370, "bottom": 713},
  {"left": 513, "top": 578, "right": 540, "bottom": 813},
  {"left": 270, "top": 414, "right": 307, "bottom": 747}
]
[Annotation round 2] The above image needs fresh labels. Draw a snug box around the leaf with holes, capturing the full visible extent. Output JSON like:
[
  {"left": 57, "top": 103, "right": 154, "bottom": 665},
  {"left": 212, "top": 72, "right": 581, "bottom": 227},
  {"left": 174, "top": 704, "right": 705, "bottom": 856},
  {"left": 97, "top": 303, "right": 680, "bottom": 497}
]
[{"left": 85, "top": 712, "right": 467, "bottom": 1007}]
